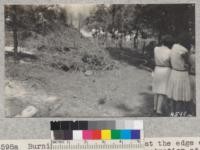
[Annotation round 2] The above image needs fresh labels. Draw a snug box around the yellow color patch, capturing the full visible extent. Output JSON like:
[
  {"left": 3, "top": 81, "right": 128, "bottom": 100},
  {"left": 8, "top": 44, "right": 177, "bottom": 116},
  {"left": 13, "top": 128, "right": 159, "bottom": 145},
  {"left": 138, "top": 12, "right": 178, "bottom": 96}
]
[{"left": 101, "top": 130, "right": 111, "bottom": 140}]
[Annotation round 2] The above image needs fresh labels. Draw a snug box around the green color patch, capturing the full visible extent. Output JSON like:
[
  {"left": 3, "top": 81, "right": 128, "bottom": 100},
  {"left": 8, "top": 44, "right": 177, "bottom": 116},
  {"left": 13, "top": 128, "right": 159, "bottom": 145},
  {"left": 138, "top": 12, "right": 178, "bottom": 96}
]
[{"left": 111, "top": 130, "right": 120, "bottom": 139}]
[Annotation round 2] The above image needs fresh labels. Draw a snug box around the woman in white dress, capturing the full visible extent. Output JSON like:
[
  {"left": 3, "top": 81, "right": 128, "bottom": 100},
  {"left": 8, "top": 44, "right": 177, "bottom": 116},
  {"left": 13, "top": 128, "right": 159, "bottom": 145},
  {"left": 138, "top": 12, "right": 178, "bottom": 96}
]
[
  {"left": 187, "top": 44, "right": 196, "bottom": 116},
  {"left": 152, "top": 35, "right": 174, "bottom": 115},
  {"left": 167, "top": 34, "right": 192, "bottom": 116}
]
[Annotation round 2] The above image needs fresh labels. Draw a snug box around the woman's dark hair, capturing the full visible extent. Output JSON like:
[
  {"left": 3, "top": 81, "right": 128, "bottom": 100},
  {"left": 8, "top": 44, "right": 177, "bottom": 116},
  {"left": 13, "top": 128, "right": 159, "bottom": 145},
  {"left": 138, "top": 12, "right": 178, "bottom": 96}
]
[
  {"left": 177, "top": 33, "right": 192, "bottom": 50},
  {"left": 161, "top": 35, "right": 175, "bottom": 49}
]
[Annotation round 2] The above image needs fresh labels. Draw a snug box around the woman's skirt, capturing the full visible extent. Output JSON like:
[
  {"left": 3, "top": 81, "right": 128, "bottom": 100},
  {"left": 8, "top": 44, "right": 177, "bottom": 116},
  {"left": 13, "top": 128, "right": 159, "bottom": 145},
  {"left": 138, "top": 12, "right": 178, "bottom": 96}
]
[
  {"left": 152, "top": 66, "right": 171, "bottom": 95},
  {"left": 167, "top": 70, "right": 191, "bottom": 101},
  {"left": 190, "top": 75, "right": 196, "bottom": 104}
]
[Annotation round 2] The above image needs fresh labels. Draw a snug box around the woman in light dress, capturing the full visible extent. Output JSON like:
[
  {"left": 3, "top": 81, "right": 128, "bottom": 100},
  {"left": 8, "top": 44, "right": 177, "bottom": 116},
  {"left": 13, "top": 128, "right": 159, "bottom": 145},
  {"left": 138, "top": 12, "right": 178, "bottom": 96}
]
[
  {"left": 167, "top": 34, "right": 192, "bottom": 116},
  {"left": 188, "top": 44, "right": 196, "bottom": 116},
  {"left": 152, "top": 35, "right": 174, "bottom": 115}
]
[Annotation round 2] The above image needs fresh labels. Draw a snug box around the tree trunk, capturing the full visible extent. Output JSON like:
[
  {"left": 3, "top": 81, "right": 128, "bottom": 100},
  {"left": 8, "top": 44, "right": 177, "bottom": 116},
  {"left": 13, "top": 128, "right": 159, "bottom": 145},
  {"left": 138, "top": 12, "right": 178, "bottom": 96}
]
[
  {"left": 105, "top": 32, "right": 108, "bottom": 48},
  {"left": 134, "top": 28, "right": 139, "bottom": 48},
  {"left": 158, "top": 25, "right": 163, "bottom": 44},
  {"left": 120, "top": 16, "right": 124, "bottom": 49},
  {"left": 158, "top": 30, "right": 162, "bottom": 44},
  {"left": 78, "top": 14, "right": 81, "bottom": 33},
  {"left": 142, "top": 40, "right": 146, "bottom": 55},
  {"left": 111, "top": 6, "right": 116, "bottom": 27},
  {"left": 69, "top": 14, "right": 73, "bottom": 26},
  {"left": 12, "top": 5, "right": 18, "bottom": 60}
]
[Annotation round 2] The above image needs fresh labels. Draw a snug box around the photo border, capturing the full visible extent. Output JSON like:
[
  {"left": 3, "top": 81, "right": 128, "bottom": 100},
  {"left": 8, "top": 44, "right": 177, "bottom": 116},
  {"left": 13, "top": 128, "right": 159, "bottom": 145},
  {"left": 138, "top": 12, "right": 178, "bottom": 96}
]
[{"left": 0, "top": 0, "right": 199, "bottom": 139}]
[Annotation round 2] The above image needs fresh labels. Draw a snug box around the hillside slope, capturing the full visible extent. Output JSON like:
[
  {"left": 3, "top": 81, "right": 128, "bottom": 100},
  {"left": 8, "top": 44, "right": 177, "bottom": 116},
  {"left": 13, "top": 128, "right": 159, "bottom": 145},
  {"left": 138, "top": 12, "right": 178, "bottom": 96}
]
[{"left": 5, "top": 25, "right": 154, "bottom": 117}]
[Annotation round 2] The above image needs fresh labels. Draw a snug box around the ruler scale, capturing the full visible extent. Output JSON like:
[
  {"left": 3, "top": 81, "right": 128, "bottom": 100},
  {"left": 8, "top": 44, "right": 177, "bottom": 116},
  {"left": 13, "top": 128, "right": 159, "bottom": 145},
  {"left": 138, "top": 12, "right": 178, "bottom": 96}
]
[{"left": 51, "top": 140, "right": 144, "bottom": 150}]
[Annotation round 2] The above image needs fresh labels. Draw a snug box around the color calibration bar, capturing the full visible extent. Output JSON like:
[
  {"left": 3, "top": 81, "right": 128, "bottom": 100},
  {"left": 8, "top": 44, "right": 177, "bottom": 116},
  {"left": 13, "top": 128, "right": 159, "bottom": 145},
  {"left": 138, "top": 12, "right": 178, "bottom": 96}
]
[{"left": 50, "top": 120, "right": 143, "bottom": 140}]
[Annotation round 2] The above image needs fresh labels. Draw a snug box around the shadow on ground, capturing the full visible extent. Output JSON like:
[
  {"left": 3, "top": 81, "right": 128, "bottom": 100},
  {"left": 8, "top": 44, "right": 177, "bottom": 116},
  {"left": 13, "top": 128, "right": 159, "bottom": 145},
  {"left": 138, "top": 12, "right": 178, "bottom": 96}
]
[
  {"left": 106, "top": 47, "right": 145, "bottom": 66},
  {"left": 106, "top": 47, "right": 154, "bottom": 70},
  {"left": 114, "top": 92, "right": 156, "bottom": 117},
  {"left": 129, "top": 92, "right": 154, "bottom": 117},
  {"left": 139, "top": 92, "right": 170, "bottom": 117}
]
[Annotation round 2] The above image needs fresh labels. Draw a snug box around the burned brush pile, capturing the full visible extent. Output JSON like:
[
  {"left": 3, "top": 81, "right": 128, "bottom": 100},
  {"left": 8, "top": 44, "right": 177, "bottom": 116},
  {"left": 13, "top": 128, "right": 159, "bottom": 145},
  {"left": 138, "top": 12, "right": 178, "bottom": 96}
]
[{"left": 19, "top": 25, "right": 116, "bottom": 72}]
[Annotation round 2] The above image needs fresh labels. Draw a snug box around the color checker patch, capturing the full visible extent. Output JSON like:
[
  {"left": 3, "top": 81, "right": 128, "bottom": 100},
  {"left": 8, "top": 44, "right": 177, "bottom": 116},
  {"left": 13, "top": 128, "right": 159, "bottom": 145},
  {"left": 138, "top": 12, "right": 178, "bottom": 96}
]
[
  {"left": 83, "top": 130, "right": 93, "bottom": 140},
  {"left": 92, "top": 130, "right": 101, "bottom": 139},
  {"left": 121, "top": 130, "right": 131, "bottom": 139},
  {"left": 131, "top": 130, "right": 140, "bottom": 139},
  {"left": 111, "top": 130, "right": 120, "bottom": 139},
  {"left": 101, "top": 130, "right": 111, "bottom": 140},
  {"left": 73, "top": 130, "right": 82, "bottom": 140}
]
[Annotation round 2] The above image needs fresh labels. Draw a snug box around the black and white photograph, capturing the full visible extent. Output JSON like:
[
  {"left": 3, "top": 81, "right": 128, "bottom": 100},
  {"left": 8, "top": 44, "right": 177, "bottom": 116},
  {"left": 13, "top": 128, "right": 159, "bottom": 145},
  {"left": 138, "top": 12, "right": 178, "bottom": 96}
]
[{"left": 4, "top": 4, "right": 195, "bottom": 117}]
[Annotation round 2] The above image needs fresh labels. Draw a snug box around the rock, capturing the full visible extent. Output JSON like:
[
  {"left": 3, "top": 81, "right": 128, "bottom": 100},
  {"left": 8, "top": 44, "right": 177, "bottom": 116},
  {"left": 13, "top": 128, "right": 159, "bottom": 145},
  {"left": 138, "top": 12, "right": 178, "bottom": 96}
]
[
  {"left": 45, "top": 96, "right": 59, "bottom": 104},
  {"left": 84, "top": 70, "right": 93, "bottom": 76},
  {"left": 44, "top": 96, "right": 61, "bottom": 111},
  {"left": 15, "top": 106, "right": 38, "bottom": 117}
]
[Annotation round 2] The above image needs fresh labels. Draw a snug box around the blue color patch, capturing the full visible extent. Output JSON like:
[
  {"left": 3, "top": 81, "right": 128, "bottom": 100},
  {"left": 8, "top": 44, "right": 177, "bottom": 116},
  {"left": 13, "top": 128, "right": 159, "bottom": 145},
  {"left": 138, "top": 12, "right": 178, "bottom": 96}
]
[
  {"left": 131, "top": 130, "right": 140, "bottom": 139},
  {"left": 120, "top": 130, "right": 131, "bottom": 139}
]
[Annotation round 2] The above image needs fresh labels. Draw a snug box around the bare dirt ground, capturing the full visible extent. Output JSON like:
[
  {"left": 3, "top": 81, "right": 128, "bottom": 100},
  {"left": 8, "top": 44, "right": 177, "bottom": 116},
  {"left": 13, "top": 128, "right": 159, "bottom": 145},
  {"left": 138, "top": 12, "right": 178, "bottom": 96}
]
[{"left": 5, "top": 47, "right": 154, "bottom": 117}]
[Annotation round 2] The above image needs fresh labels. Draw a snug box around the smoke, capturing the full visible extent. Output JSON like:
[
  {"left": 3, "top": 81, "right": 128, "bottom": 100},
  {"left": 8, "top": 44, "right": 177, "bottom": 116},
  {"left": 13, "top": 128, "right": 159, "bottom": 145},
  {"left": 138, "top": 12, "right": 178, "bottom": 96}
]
[
  {"left": 59, "top": 4, "right": 96, "bottom": 28},
  {"left": 64, "top": 4, "right": 95, "bottom": 18}
]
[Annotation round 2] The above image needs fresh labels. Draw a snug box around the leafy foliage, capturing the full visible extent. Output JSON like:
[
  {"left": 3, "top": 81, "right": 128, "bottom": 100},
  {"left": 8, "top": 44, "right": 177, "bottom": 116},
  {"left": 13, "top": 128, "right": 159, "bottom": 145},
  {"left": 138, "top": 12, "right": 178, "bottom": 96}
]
[
  {"left": 5, "top": 5, "right": 67, "bottom": 34},
  {"left": 84, "top": 4, "right": 195, "bottom": 41}
]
